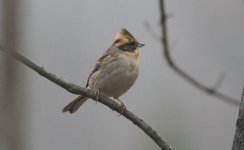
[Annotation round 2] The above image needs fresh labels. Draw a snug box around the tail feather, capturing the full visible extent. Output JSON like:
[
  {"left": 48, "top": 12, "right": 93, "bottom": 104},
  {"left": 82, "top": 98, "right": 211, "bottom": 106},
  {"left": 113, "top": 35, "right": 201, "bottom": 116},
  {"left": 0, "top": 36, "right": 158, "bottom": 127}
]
[{"left": 62, "top": 95, "right": 88, "bottom": 113}]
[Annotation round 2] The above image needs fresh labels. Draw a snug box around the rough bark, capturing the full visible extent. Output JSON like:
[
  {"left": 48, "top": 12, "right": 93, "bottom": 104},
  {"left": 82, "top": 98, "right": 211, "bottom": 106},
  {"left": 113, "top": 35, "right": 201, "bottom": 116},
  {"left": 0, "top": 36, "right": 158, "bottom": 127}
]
[{"left": 232, "top": 87, "right": 244, "bottom": 150}]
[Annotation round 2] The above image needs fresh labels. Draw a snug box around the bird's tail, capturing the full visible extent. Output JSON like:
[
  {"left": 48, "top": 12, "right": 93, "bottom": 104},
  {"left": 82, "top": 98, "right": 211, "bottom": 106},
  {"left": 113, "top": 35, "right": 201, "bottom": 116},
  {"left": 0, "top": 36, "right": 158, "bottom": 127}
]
[{"left": 62, "top": 95, "right": 88, "bottom": 113}]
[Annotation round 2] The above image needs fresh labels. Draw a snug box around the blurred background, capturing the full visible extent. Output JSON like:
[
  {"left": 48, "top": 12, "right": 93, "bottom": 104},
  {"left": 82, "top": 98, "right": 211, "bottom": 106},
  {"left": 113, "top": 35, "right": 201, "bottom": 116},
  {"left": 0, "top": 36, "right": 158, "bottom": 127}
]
[{"left": 0, "top": 0, "right": 244, "bottom": 150}]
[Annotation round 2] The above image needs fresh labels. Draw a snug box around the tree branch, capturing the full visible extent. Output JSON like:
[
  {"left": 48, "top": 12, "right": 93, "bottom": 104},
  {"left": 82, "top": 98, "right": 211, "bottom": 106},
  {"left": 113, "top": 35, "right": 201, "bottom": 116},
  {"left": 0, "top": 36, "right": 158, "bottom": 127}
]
[
  {"left": 232, "top": 86, "right": 244, "bottom": 150},
  {"left": 0, "top": 46, "right": 172, "bottom": 150},
  {"left": 158, "top": 0, "right": 239, "bottom": 106}
]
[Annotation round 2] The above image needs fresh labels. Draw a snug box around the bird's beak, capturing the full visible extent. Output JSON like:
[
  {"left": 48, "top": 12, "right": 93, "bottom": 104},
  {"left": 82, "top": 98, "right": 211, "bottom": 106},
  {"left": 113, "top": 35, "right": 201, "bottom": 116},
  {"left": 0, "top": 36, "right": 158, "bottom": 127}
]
[{"left": 138, "top": 43, "right": 145, "bottom": 48}]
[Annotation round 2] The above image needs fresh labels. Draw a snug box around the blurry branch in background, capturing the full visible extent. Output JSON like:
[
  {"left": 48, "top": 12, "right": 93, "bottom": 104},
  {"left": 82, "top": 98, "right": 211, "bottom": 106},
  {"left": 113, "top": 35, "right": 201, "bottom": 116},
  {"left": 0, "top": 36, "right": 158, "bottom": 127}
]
[
  {"left": 152, "top": 0, "right": 240, "bottom": 106},
  {"left": 0, "top": 47, "right": 173, "bottom": 150},
  {"left": 232, "top": 86, "right": 244, "bottom": 150},
  {"left": 1, "top": 0, "right": 26, "bottom": 150}
]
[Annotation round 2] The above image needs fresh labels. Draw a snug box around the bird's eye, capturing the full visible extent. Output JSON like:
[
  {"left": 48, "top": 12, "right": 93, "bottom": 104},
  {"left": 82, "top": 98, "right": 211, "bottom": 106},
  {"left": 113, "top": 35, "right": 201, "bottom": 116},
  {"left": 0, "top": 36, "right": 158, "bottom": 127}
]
[
  {"left": 129, "top": 42, "right": 136, "bottom": 46},
  {"left": 114, "top": 39, "right": 121, "bottom": 44},
  {"left": 118, "top": 42, "right": 137, "bottom": 52}
]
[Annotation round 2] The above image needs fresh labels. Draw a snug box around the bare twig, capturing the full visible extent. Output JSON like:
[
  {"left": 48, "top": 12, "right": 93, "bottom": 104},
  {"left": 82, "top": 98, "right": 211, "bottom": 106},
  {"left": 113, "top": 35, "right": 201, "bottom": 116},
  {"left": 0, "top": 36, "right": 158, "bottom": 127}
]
[
  {"left": 0, "top": 47, "right": 173, "bottom": 150},
  {"left": 144, "top": 22, "right": 161, "bottom": 42},
  {"left": 212, "top": 72, "right": 225, "bottom": 91},
  {"left": 158, "top": 0, "right": 239, "bottom": 106},
  {"left": 232, "top": 86, "right": 244, "bottom": 150}
]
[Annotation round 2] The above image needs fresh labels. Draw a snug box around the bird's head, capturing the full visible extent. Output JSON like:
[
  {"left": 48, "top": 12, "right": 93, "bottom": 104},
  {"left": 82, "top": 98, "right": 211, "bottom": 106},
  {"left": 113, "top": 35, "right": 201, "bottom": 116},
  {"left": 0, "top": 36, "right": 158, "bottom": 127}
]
[{"left": 111, "top": 28, "right": 144, "bottom": 53}]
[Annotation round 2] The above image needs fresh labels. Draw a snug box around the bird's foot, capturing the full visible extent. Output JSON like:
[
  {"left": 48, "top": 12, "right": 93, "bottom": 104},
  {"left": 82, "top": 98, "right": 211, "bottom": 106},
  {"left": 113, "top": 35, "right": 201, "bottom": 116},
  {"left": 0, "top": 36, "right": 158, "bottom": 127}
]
[
  {"left": 115, "top": 98, "right": 126, "bottom": 116},
  {"left": 94, "top": 90, "right": 100, "bottom": 103}
]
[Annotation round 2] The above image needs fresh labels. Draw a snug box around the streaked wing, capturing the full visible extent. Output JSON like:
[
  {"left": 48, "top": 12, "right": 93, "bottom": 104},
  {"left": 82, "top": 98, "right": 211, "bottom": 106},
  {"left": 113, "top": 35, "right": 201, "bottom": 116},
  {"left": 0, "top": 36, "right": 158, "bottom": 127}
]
[{"left": 86, "top": 52, "right": 120, "bottom": 88}]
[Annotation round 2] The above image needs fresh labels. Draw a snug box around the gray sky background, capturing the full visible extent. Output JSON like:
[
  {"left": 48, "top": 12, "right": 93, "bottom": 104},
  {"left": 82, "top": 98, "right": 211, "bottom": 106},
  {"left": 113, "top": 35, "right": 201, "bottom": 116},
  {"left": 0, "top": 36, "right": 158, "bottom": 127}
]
[{"left": 3, "top": 0, "right": 244, "bottom": 150}]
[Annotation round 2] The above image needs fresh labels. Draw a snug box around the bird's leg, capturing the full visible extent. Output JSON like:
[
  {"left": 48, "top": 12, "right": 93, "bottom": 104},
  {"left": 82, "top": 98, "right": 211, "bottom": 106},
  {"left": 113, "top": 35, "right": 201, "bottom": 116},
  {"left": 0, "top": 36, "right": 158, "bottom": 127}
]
[
  {"left": 94, "top": 89, "right": 100, "bottom": 103},
  {"left": 115, "top": 97, "right": 126, "bottom": 116}
]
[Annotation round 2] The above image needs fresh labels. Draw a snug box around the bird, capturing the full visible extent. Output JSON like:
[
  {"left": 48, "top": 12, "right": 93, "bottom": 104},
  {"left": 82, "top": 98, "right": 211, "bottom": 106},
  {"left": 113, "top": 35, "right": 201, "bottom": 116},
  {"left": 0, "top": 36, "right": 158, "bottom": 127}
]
[{"left": 62, "top": 28, "right": 144, "bottom": 114}]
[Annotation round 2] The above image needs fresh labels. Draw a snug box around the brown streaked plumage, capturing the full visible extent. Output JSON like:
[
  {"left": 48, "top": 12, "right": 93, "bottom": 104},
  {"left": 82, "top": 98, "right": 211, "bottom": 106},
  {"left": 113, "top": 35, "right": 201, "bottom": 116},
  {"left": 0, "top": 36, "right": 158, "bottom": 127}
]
[{"left": 63, "top": 28, "right": 144, "bottom": 113}]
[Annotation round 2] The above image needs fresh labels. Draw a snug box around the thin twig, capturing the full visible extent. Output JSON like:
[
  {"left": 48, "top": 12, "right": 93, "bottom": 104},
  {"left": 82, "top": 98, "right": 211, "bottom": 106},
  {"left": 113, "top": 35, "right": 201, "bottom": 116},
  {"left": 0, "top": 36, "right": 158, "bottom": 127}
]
[
  {"left": 144, "top": 22, "right": 161, "bottom": 42},
  {"left": 0, "top": 47, "right": 172, "bottom": 150},
  {"left": 158, "top": 0, "right": 239, "bottom": 106}
]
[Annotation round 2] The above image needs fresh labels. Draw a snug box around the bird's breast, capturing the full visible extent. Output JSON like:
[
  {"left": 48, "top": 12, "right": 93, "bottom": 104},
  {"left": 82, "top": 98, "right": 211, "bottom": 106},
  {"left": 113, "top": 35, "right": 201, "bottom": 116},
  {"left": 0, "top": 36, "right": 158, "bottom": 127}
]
[{"left": 94, "top": 55, "right": 139, "bottom": 97}]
